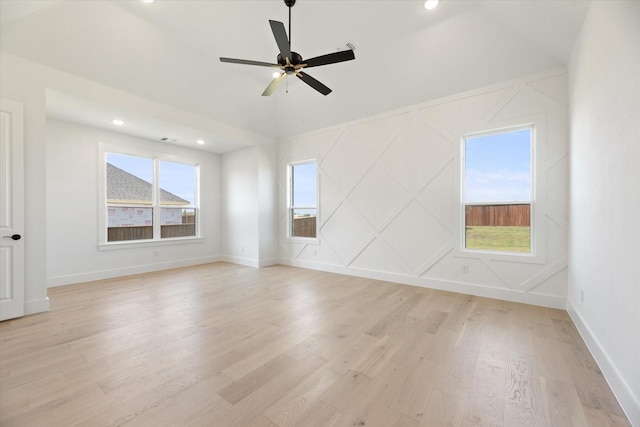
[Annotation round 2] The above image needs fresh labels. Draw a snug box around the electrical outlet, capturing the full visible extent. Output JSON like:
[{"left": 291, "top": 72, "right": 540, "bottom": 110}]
[
  {"left": 461, "top": 264, "right": 469, "bottom": 274},
  {"left": 240, "top": 246, "right": 245, "bottom": 253},
  {"left": 581, "top": 290, "right": 584, "bottom": 303},
  {"left": 154, "top": 250, "right": 159, "bottom": 257}
]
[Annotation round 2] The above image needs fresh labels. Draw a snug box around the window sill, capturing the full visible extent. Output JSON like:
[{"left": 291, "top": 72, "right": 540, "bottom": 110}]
[
  {"left": 284, "top": 237, "right": 321, "bottom": 245},
  {"left": 98, "top": 236, "right": 204, "bottom": 251},
  {"left": 454, "top": 248, "right": 545, "bottom": 265}
]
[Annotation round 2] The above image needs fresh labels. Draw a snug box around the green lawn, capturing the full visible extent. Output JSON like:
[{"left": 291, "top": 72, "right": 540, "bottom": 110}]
[{"left": 465, "top": 226, "right": 530, "bottom": 253}]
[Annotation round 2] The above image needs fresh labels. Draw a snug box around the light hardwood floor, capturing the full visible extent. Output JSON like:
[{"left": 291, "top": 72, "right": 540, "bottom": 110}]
[{"left": 0, "top": 263, "right": 630, "bottom": 426}]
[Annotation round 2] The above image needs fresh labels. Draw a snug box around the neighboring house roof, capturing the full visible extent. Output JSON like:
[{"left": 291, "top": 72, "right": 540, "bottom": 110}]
[{"left": 106, "top": 163, "right": 189, "bottom": 206}]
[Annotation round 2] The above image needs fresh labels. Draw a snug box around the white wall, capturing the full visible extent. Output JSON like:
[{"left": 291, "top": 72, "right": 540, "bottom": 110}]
[
  {"left": 258, "top": 144, "right": 279, "bottom": 266},
  {"left": 46, "top": 119, "right": 222, "bottom": 286},
  {"left": 568, "top": 1, "right": 640, "bottom": 423},
  {"left": 222, "top": 147, "right": 260, "bottom": 266},
  {"left": 278, "top": 69, "right": 570, "bottom": 309},
  {"left": 222, "top": 145, "right": 279, "bottom": 267}
]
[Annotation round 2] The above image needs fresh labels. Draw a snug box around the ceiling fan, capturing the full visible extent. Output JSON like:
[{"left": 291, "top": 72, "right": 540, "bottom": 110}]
[{"left": 220, "top": 0, "right": 355, "bottom": 96}]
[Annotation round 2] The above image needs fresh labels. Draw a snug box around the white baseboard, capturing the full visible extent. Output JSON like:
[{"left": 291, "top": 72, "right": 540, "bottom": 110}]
[
  {"left": 46, "top": 255, "right": 277, "bottom": 287},
  {"left": 24, "top": 297, "right": 50, "bottom": 315},
  {"left": 221, "top": 255, "right": 260, "bottom": 268},
  {"left": 47, "top": 256, "right": 223, "bottom": 287},
  {"left": 258, "top": 257, "right": 280, "bottom": 268},
  {"left": 220, "top": 255, "right": 278, "bottom": 268},
  {"left": 567, "top": 298, "right": 640, "bottom": 426},
  {"left": 277, "top": 258, "right": 566, "bottom": 309}
]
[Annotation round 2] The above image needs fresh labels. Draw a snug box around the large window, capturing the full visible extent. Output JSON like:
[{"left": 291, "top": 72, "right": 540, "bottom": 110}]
[
  {"left": 288, "top": 161, "right": 317, "bottom": 239},
  {"left": 462, "top": 127, "right": 532, "bottom": 254},
  {"left": 105, "top": 152, "right": 199, "bottom": 243}
]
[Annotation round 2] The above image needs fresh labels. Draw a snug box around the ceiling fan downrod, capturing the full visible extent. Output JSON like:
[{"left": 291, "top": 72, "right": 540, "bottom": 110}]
[{"left": 285, "top": 0, "right": 296, "bottom": 51}]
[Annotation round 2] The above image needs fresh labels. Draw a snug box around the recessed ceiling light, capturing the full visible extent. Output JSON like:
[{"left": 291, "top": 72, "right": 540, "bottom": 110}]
[
  {"left": 142, "top": 0, "right": 155, "bottom": 3},
  {"left": 424, "top": 0, "right": 439, "bottom": 10},
  {"left": 111, "top": 119, "right": 124, "bottom": 126},
  {"left": 197, "top": 139, "right": 205, "bottom": 145}
]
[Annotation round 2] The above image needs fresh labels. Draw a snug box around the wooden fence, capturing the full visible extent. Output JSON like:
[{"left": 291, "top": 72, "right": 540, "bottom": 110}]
[
  {"left": 108, "top": 214, "right": 196, "bottom": 241},
  {"left": 293, "top": 216, "right": 316, "bottom": 238},
  {"left": 465, "top": 204, "right": 530, "bottom": 227},
  {"left": 161, "top": 224, "right": 195, "bottom": 238},
  {"left": 108, "top": 226, "right": 153, "bottom": 242}
]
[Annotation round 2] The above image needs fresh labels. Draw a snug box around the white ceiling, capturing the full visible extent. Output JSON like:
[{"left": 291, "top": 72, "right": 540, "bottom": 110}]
[{"left": 0, "top": 0, "right": 589, "bottom": 153}]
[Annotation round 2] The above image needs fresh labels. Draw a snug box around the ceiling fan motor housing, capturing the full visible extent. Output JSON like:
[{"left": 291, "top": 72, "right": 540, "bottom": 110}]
[
  {"left": 284, "top": 0, "right": 296, "bottom": 7},
  {"left": 278, "top": 52, "right": 303, "bottom": 74}
]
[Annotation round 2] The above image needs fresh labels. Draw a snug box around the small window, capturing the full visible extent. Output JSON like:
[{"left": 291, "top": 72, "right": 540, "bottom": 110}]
[
  {"left": 106, "top": 152, "right": 198, "bottom": 243},
  {"left": 462, "top": 127, "right": 532, "bottom": 253},
  {"left": 288, "top": 161, "right": 317, "bottom": 239}
]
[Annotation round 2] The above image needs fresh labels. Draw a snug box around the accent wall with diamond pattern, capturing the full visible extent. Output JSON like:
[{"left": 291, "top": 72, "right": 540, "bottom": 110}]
[{"left": 278, "top": 70, "right": 569, "bottom": 308}]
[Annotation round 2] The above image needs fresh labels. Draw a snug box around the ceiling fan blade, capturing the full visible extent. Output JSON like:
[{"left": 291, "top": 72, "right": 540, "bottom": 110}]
[
  {"left": 262, "top": 73, "right": 286, "bottom": 96},
  {"left": 220, "top": 57, "right": 281, "bottom": 68},
  {"left": 296, "top": 71, "right": 332, "bottom": 96},
  {"left": 269, "top": 20, "right": 291, "bottom": 62},
  {"left": 303, "top": 49, "right": 355, "bottom": 68}
]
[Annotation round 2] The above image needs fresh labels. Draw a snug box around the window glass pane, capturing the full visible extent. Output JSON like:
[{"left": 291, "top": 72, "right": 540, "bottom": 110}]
[
  {"left": 161, "top": 208, "right": 196, "bottom": 238},
  {"left": 107, "top": 207, "right": 153, "bottom": 242},
  {"left": 106, "top": 153, "right": 153, "bottom": 205},
  {"left": 104, "top": 153, "right": 200, "bottom": 244},
  {"left": 291, "top": 208, "right": 316, "bottom": 238},
  {"left": 464, "top": 129, "right": 531, "bottom": 203},
  {"left": 464, "top": 128, "right": 532, "bottom": 253},
  {"left": 159, "top": 161, "right": 196, "bottom": 206},
  {"left": 465, "top": 204, "right": 530, "bottom": 252},
  {"left": 292, "top": 163, "right": 316, "bottom": 207}
]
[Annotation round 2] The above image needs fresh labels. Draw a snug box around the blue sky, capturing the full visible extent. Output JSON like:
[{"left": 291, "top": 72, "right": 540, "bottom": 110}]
[
  {"left": 292, "top": 162, "right": 317, "bottom": 207},
  {"left": 464, "top": 129, "right": 531, "bottom": 203},
  {"left": 107, "top": 153, "right": 196, "bottom": 204}
]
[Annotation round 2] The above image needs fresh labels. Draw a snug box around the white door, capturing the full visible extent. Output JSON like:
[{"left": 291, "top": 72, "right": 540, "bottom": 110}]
[{"left": 0, "top": 98, "right": 24, "bottom": 321}]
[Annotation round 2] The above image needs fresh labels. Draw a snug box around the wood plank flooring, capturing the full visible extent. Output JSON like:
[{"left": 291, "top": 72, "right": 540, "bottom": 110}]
[{"left": 0, "top": 262, "right": 630, "bottom": 426}]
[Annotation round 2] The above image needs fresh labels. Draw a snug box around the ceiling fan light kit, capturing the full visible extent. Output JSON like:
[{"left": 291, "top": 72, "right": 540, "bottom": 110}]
[{"left": 220, "top": 0, "right": 355, "bottom": 96}]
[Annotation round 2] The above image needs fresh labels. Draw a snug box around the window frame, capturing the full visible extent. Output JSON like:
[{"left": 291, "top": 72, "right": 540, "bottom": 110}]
[
  {"left": 286, "top": 159, "right": 319, "bottom": 243},
  {"left": 454, "top": 116, "right": 546, "bottom": 264},
  {"left": 98, "top": 143, "right": 202, "bottom": 248}
]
